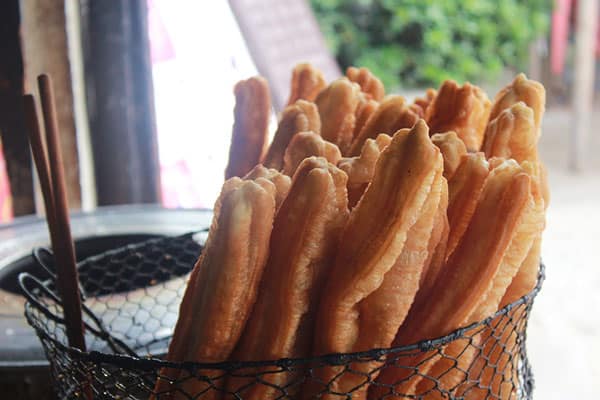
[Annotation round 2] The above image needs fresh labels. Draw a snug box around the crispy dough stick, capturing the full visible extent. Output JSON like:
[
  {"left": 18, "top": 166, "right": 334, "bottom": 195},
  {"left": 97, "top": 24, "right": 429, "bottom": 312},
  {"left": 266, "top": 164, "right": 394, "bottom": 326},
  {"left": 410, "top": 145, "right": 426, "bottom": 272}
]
[
  {"left": 416, "top": 178, "right": 449, "bottom": 299},
  {"left": 353, "top": 98, "right": 379, "bottom": 139},
  {"left": 337, "top": 134, "right": 392, "bottom": 208},
  {"left": 417, "top": 163, "right": 543, "bottom": 398},
  {"left": 445, "top": 153, "right": 490, "bottom": 258},
  {"left": 412, "top": 88, "right": 437, "bottom": 117},
  {"left": 425, "top": 80, "right": 491, "bottom": 151},
  {"left": 482, "top": 102, "right": 536, "bottom": 163},
  {"left": 225, "top": 77, "right": 271, "bottom": 178},
  {"left": 282, "top": 131, "right": 342, "bottom": 176},
  {"left": 262, "top": 100, "right": 320, "bottom": 170},
  {"left": 488, "top": 73, "right": 545, "bottom": 135},
  {"left": 243, "top": 165, "right": 291, "bottom": 209},
  {"left": 315, "top": 77, "right": 361, "bottom": 155},
  {"left": 349, "top": 95, "right": 419, "bottom": 156},
  {"left": 168, "top": 179, "right": 277, "bottom": 399},
  {"left": 338, "top": 167, "right": 443, "bottom": 399},
  {"left": 346, "top": 66, "right": 385, "bottom": 101},
  {"left": 226, "top": 157, "right": 349, "bottom": 400},
  {"left": 304, "top": 120, "right": 441, "bottom": 399},
  {"left": 287, "top": 63, "right": 327, "bottom": 106},
  {"left": 491, "top": 163, "right": 545, "bottom": 399},
  {"left": 152, "top": 178, "right": 246, "bottom": 399},
  {"left": 431, "top": 131, "right": 467, "bottom": 180},
  {"left": 371, "top": 162, "right": 531, "bottom": 399}
]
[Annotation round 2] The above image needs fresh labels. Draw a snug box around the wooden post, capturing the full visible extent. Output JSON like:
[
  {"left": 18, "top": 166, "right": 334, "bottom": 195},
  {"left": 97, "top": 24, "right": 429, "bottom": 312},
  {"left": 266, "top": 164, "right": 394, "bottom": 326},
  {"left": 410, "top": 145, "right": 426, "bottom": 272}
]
[
  {"left": 81, "top": 0, "right": 161, "bottom": 205},
  {"left": 20, "top": 0, "right": 83, "bottom": 209},
  {"left": 570, "top": 0, "right": 598, "bottom": 172}
]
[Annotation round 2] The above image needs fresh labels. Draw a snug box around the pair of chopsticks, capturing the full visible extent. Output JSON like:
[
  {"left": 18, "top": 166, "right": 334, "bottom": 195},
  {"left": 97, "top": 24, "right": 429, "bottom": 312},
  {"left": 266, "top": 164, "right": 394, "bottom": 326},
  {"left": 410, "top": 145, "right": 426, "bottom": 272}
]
[{"left": 23, "top": 75, "right": 86, "bottom": 353}]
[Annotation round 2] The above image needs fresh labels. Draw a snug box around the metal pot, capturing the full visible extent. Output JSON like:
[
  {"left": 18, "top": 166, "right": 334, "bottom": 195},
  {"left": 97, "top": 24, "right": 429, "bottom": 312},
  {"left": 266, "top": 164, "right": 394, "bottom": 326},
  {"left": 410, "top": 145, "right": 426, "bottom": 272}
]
[{"left": 0, "top": 205, "right": 212, "bottom": 399}]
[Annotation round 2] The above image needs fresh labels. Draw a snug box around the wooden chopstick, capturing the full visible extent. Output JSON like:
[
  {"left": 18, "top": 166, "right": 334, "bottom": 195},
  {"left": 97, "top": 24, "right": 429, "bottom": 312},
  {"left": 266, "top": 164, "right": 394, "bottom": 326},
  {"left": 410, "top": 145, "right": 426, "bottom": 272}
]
[
  {"left": 26, "top": 74, "right": 86, "bottom": 352},
  {"left": 23, "top": 95, "right": 58, "bottom": 241}
]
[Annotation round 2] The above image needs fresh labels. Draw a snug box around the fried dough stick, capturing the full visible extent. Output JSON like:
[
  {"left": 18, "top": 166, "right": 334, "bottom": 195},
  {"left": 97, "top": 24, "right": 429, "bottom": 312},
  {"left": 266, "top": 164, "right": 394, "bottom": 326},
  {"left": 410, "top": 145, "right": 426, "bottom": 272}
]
[
  {"left": 346, "top": 66, "right": 385, "bottom": 101},
  {"left": 154, "top": 179, "right": 277, "bottom": 400},
  {"left": 412, "top": 88, "right": 437, "bottom": 117},
  {"left": 431, "top": 131, "right": 467, "bottom": 180},
  {"left": 287, "top": 63, "right": 327, "bottom": 106},
  {"left": 411, "top": 180, "right": 449, "bottom": 312},
  {"left": 371, "top": 161, "right": 531, "bottom": 399},
  {"left": 417, "top": 161, "right": 545, "bottom": 398},
  {"left": 225, "top": 77, "right": 271, "bottom": 178},
  {"left": 488, "top": 73, "right": 545, "bottom": 135},
  {"left": 349, "top": 96, "right": 420, "bottom": 156},
  {"left": 445, "top": 153, "right": 490, "bottom": 258},
  {"left": 243, "top": 165, "right": 291, "bottom": 209},
  {"left": 262, "top": 100, "right": 321, "bottom": 170},
  {"left": 304, "top": 121, "right": 442, "bottom": 399},
  {"left": 482, "top": 102, "right": 536, "bottom": 163},
  {"left": 226, "top": 157, "right": 349, "bottom": 400},
  {"left": 486, "top": 73, "right": 549, "bottom": 206},
  {"left": 337, "top": 133, "right": 391, "bottom": 208},
  {"left": 282, "top": 132, "right": 342, "bottom": 176},
  {"left": 458, "top": 162, "right": 546, "bottom": 400},
  {"left": 425, "top": 81, "right": 491, "bottom": 151},
  {"left": 315, "top": 78, "right": 361, "bottom": 155},
  {"left": 353, "top": 98, "right": 379, "bottom": 140}
]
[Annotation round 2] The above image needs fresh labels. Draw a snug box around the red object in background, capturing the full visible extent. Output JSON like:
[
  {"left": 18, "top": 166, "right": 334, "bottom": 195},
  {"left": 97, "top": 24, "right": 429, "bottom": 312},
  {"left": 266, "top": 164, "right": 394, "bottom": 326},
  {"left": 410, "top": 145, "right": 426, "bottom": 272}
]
[
  {"left": 0, "top": 140, "right": 13, "bottom": 223},
  {"left": 551, "top": 0, "right": 600, "bottom": 75},
  {"left": 551, "top": 0, "right": 573, "bottom": 75}
]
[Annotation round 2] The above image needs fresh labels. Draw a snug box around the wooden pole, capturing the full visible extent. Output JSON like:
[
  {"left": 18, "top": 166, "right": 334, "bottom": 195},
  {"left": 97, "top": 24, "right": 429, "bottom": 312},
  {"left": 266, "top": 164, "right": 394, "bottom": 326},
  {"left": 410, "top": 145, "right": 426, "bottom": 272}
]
[{"left": 570, "top": 0, "right": 598, "bottom": 171}]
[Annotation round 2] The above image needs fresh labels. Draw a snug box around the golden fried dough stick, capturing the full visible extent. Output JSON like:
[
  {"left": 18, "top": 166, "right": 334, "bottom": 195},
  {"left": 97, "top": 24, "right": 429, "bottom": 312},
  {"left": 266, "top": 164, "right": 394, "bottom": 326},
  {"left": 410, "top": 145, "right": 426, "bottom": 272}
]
[
  {"left": 226, "top": 157, "right": 349, "bottom": 400},
  {"left": 243, "top": 165, "right": 291, "bottom": 209},
  {"left": 482, "top": 102, "right": 537, "bottom": 163},
  {"left": 412, "top": 88, "right": 437, "bottom": 117},
  {"left": 152, "top": 178, "right": 246, "bottom": 399},
  {"left": 353, "top": 98, "right": 379, "bottom": 139},
  {"left": 372, "top": 161, "right": 531, "bottom": 399},
  {"left": 225, "top": 77, "right": 271, "bottom": 179},
  {"left": 261, "top": 100, "right": 320, "bottom": 170},
  {"left": 445, "top": 152, "right": 489, "bottom": 258},
  {"left": 431, "top": 131, "right": 468, "bottom": 180},
  {"left": 416, "top": 180, "right": 449, "bottom": 301},
  {"left": 349, "top": 95, "right": 420, "bottom": 156},
  {"left": 337, "top": 133, "right": 392, "bottom": 207},
  {"left": 417, "top": 162, "right": 545, "bottom": 398},
  {"left": 315, "top": 77, "right": 361, "bottom": 155},
  {"left": 304, "top": 121, "right": 442, "bottom": 399},
  {"left": 287, "top": 63, "right": 327, "bottom": 106},
  {"left": 501, "top": 236, "right": 542, "bottom": 308},
  {"left": 346, "top": 66, "right": 385, "bottom": 101},
  {"left": 458, "top": 162, "right": 546, "bottom": 400},
  {"left": 425, "top": 80, "right": 491, "bottom": 151},
  {"left": 166, "top": 179, "right": 277, "bottom": 399},
  {"left": 282, "top": 131, "right": 342, "bottom": 176},
  {"left": 488, "top": 73, "right": 545, "bottom": 135},
  {"left": 341, "top": 167, "right": 443, "bottom": 399}
]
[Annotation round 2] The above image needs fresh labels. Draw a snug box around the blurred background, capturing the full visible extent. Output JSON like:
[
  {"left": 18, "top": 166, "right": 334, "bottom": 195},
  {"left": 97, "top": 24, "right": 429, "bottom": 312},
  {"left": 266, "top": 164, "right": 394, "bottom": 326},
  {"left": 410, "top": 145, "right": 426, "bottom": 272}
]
[{"left": 0, "top": 0, "right": 598, "bottom": 398}]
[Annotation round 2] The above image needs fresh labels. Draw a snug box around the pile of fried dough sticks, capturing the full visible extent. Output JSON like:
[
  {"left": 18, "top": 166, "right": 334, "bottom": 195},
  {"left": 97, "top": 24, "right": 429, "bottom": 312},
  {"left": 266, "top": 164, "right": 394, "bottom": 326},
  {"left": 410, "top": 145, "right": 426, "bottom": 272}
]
[{"left": 153, "top": 64, "right": 547, "bottom": 400}]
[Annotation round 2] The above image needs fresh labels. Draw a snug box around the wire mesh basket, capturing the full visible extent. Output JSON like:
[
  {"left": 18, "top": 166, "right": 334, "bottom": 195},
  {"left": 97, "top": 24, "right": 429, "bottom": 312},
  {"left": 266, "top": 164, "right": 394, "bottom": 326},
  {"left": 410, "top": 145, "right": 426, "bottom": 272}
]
[{"left": 20, "top": 232, "right": 544, "bottom": 399}]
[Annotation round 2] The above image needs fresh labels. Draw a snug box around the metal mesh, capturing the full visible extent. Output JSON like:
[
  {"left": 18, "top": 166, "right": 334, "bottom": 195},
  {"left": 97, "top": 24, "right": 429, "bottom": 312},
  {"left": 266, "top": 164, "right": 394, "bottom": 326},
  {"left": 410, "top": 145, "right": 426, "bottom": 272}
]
[{"left": 20, "top": 233, "right": 544, "bottom": 399}]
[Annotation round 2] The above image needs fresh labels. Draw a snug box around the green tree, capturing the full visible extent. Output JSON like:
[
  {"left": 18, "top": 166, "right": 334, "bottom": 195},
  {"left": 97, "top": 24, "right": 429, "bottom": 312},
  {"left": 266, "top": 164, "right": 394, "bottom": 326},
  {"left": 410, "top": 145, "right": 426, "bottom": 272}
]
[{"left": 311, "top": 0, "right": 552, "bottom": 90}]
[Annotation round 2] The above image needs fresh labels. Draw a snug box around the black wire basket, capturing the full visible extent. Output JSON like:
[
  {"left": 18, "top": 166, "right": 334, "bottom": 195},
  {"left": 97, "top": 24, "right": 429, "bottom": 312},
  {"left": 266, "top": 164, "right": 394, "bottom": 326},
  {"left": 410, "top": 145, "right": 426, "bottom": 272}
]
[{"left": 20, "top": 232, "right": 544, "bottom": 400}]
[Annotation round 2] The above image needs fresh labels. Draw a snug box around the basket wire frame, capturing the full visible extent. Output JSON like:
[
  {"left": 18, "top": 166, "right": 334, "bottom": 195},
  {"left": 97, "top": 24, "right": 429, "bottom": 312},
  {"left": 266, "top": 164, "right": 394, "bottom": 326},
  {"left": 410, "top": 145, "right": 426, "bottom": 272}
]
[{"left": 20, "top": 232, "right": 544, "bottom": 399}]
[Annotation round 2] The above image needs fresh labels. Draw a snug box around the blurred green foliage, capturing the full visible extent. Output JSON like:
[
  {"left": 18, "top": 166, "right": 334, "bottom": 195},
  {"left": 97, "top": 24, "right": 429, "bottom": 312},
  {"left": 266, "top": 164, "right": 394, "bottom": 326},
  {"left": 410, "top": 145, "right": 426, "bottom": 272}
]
[{"left": 311, "top": 0, "right": 552, "bottom": 89}]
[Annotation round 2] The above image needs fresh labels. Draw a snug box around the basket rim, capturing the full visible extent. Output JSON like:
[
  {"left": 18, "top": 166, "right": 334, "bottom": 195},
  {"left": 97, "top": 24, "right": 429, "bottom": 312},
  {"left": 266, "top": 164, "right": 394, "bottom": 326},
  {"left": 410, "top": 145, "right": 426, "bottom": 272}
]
[{"left": 22, "top": 257, "right": 545, "bottom": 372}]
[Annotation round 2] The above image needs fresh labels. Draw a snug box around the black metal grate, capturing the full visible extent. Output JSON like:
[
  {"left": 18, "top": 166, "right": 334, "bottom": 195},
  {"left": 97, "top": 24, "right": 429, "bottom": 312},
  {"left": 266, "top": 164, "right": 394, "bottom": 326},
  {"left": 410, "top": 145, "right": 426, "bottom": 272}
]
[{"left": 20, "top": 233, "right": 544, "bottom": 399}]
